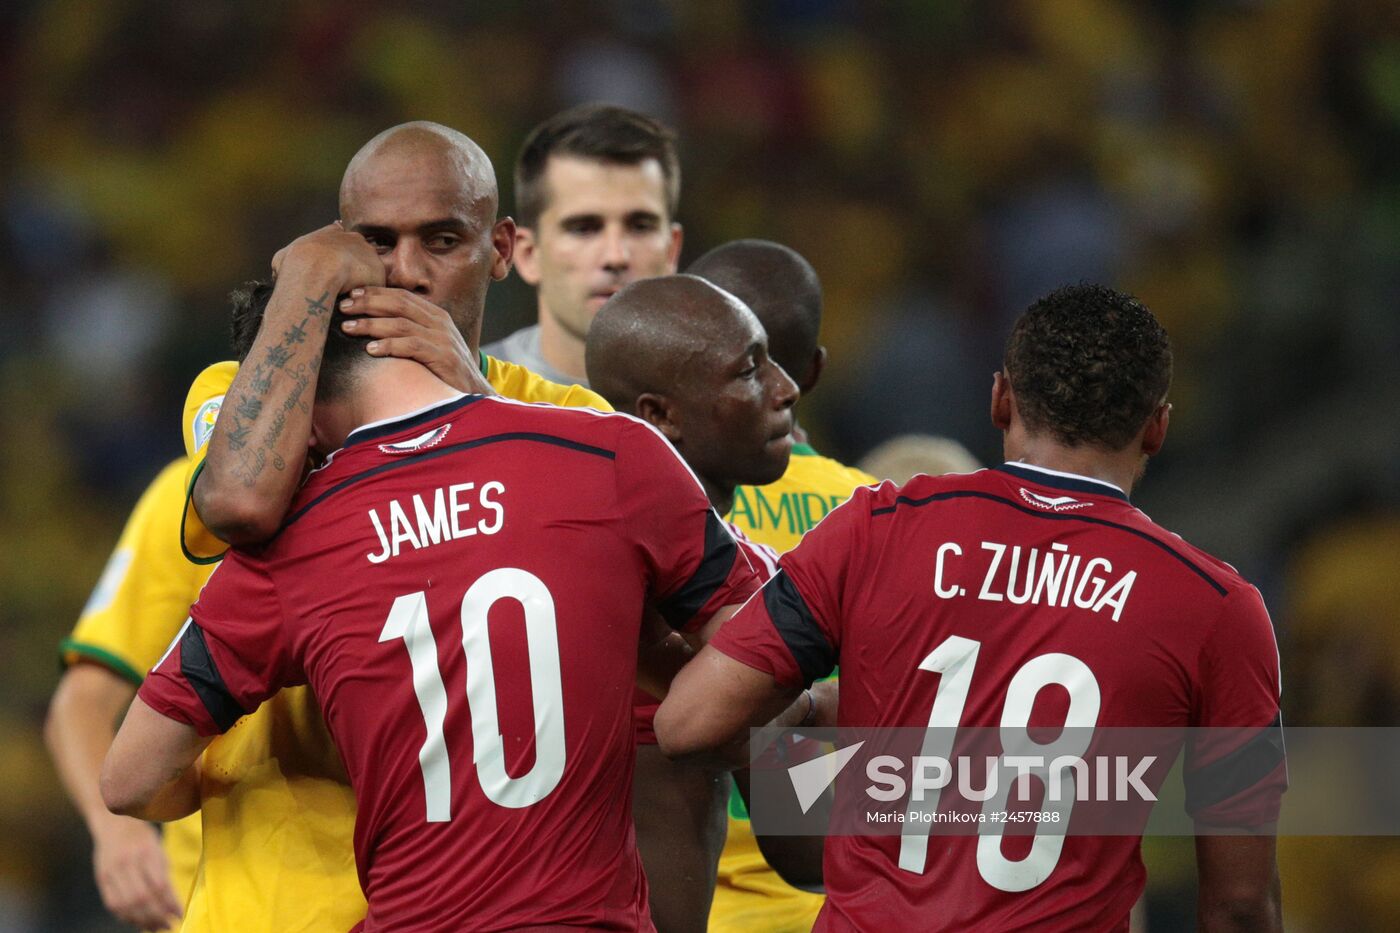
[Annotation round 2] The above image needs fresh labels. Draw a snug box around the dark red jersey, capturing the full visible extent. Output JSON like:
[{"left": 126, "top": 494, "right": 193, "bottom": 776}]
[
  {"left": 711, "top": 463, "right": 1284, "bottom": 931},
  {"left": 141, "top": 394, "right": 760, "bottom": 932},
  {"left": 633, "top": 524, "right": 778, "bottom": 744}
]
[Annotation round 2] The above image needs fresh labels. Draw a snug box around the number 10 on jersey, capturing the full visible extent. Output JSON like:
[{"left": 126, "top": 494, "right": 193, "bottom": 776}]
[{"left": 379, "top": 568, "right": 568, "bottom": 819}]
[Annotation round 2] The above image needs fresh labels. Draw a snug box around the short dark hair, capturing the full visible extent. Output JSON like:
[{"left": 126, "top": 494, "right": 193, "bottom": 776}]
[
  {"left": 514, "top": 103, "right": 680, "bottom": 228},
  {"left": 229, "top": 281, "right": 274, "bottom": 362},
  {"left": 227, "top": 280, "right": 371, "bottom": 403},
  {"left": 1004, "top": 284, "right": 1172, "bottom": 449}
]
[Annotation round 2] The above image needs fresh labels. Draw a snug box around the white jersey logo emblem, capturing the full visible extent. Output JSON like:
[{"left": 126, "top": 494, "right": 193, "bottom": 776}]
[
  {"left": 1018, "top": 488, "right": 1093, "bottom": 512},
  {"left": 379, "top": 424, "right": 451, "bottom": 455}
]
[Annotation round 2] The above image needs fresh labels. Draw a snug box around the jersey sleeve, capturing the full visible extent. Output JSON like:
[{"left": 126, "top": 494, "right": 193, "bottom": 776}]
[
  {"left": 483, "top": 353, "right": 612, "bottom": 411},
  {"left": 61, "top": 459, "right": 211, "bottom": 684},
  {"left": 613, "top": 421, "right": 760, "bottom": 633},
  {"left": 709, "top": 483, "right": 880, "bottom": 688},
  {"left": 138, "top": 552, "right": 298, "bottom": 736},
  {"left": 1184, "top": 585, "right": 1286, "bottom": 826},
  {"left": 180, "top": 361, "right": 240, "bottom": 565}
]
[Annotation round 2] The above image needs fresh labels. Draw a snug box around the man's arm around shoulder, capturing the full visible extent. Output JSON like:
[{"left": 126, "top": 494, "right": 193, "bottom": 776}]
[{"left": 194, "top": 225, "right": 382, "bottom": 544}]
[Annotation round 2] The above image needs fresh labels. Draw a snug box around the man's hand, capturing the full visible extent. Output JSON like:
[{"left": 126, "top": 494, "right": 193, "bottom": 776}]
[
  {"left": 271, "top": 222, "right": 384, "bottom": 290},
  {"left": 338, "top": 287, "right": 495, "bottom": 396},
  {"left": 91, "top": 814, "right": 184, "bottom": 930}
]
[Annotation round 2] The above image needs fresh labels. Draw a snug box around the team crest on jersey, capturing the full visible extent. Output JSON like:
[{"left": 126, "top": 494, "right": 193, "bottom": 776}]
[
  {"left": 192, "top": 396, "right": 223, "bottom": 453},
  {"left": 1019, "top": 487, "right": 1093, "bottom": 512},
  {"left": 379, "top": 424, "right": 451, "bottom": 455}
]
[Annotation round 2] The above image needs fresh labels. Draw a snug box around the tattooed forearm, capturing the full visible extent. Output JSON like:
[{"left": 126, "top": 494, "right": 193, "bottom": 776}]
[{"left": 218, "top": 293, "right": 330, "bottom": 488}]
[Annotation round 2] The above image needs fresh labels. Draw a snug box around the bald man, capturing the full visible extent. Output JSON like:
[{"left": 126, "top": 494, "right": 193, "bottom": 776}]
[
  {"left": 587, "top": 275, "right": 798, "bottom": 931},
  {"left": 194, "top": 122, "right": 508, "bottom": 546},
  {"left": 156, "top": 123, "right": 609, "bottom": 933},
  {"left": 688, "top": 240, "right": 877, "bottom": 933}
]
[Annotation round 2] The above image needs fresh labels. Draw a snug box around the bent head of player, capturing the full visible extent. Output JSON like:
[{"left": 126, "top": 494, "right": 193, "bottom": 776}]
[
  {"left": 994, "top": 284, "right": 1173, "bottom": 495},
  {"left": 586, "top": 274, "right": 797, "bottom": 512},
  {"left": 687, "top": 238, "right": 825, "bottom": 397},
  {"left": 513, "top": 104, "right": 683, "bottom": 347},
  {"left": 230, "top": 278, "right": 423, "bottom": 457},
  {"left": 338, "top": 121, "right": 514, "bottom": 346}
]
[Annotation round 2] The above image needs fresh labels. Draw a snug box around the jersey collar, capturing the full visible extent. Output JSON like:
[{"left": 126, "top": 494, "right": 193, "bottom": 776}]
[
  {"left": 996, "top": 461, "right": 1130, "bottom": 502},
  {"left": 344, "top": 393, "right": 482, "bottom": 448}
]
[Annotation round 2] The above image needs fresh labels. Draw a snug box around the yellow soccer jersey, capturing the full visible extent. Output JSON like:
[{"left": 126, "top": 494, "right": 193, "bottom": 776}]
[
  {"left": 727, "top": 444, "right": 877, "bottom": 555},
  {"left": 712, "top": 443, "right": 874, "bottom": 933},
  {"left": 176, "top": 353, "right": 609, "bottom": 933},
  {"left": 62, "top": 458, "right": 215, "bottom": 926}
]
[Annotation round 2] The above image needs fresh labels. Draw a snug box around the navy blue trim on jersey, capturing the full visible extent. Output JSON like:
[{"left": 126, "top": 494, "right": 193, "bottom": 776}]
[
  {"left": 179, "top": 622, "right": 246, "bottom": 732},
  {"left": 764, "top": 571, "right": 837, "bottom": 686},
  {"left": 1185, "top": 712, "right": 1287, "bottom": 817},
  {"left": 871, "top": 490, "right": 1228, "bottom": 597},
  {"left": 658, "top": 510, "right": 739, "bottom": 631},
  {"left": 282, "top": 431, "right": 617, "bottom": 531},
  {"left": 344, "top": 394, "right": 487, "bottom": 448},
  {"left": 995, "top": 463, "right": 1130, "bottom": 502}
]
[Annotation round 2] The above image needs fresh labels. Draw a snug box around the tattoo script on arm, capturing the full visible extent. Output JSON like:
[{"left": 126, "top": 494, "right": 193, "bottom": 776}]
[{"left": 222, "top": 291, "right": 331, "bottom": 488}]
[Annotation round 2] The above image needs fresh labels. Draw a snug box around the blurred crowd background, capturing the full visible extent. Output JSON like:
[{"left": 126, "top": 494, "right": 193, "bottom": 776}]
[{"left": 1, "top": 0, "right": 1397, "bottom": 929}]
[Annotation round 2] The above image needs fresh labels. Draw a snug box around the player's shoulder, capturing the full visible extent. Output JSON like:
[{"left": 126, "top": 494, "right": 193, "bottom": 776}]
[
  {"left": 183, "top": 360, "right": 239, "bottom": 456},
  {"left": 472, "top": 395, "right": 685, "bottom": 468},
  {"left": 864, "top": 467, "right": 995, "bottom": 513},
  {"left": 987, "top": 464, "right": 1252, "bottom": 598},
  {"left": 483, "top": 353, "right": 611, "bottom": 412},
  {"left": 1131, "top": 515, "right": 1257, "bottom": 600}
]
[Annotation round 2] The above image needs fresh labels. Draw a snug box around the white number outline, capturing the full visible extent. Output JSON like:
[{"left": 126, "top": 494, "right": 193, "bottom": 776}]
[{"left": 379, "top": 568, "right": 567, "bottom": 821}]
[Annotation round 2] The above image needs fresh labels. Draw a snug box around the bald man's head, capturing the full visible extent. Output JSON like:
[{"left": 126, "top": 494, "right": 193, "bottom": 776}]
[
  {"left": 340, "top": 121, "right": 497, "bottom": 218},
  {"left": 687, "top": 239, "right": 822, "bottom": 390},
  {"left": 587, "top": 275, "right": 735, "bottom": 409},
  {"left": 336, "top": 122, "right": 514, "bottom": 341},
  {"left": 587, "top": 274, "right": 797, "bottom": 505}
]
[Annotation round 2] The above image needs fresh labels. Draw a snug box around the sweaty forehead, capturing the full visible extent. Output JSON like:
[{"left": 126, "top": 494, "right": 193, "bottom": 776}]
[
  {"left": 341, "top": 147, "right": 495, "bottom": 229},
  {"left": 672, "top": 299, "right": 763, "bottom": 373}
]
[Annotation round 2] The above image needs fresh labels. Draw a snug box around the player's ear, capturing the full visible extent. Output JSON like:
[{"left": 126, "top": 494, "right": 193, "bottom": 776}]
[
  {"left": 1141, "top": 401, "right": 1170, "bottom": 456},
  {"left": 664, "top": 223, "right": 683, "bottom": 274},
  {"left": 636, "top": 392, "right": 682, "bottom": 444},
  {"left": 798, "top": 345, "right": 827, "bottom": 395},
  {"left": 513, "top": 225, "right": 541, "bottom": 286},
  {"left": 990, "top": 371, "right": 1013, "bottom": 431},
  {"left": 490, "top": 217, "right": 516, "bottom": 282}
]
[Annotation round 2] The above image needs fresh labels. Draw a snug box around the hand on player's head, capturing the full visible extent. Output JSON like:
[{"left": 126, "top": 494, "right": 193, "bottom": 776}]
[
  {"left": 272, "top": 222, "right": 386, "bottom": 295},
  {"left": 337, "top": 286, "right": 493, "bottom": 397}
]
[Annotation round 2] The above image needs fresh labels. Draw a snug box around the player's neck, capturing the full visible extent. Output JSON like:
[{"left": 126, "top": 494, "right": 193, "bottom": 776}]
[
  {"left": 353, "top": 360, "right": 465, "bottom": 431},
  {"left": 536, "top": 307, "right": 588, "bottom": 382},
  {"left": 1007, "top": 436, "right": 1141, "bottom": 498},
  {"left": 701, "top": 476, "right": 735, "bottom": 516}
]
